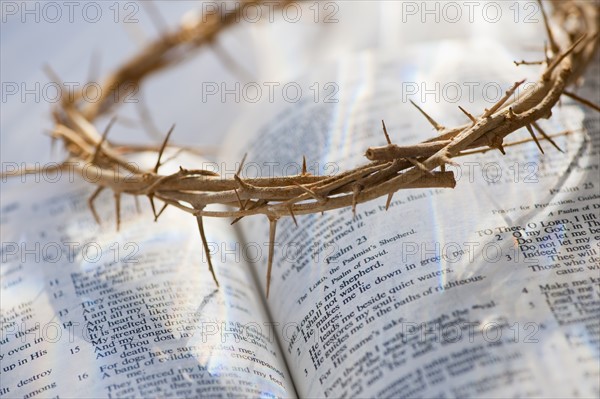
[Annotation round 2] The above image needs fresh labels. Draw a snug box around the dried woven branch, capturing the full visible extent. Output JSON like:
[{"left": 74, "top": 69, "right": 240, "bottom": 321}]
[{"left": 6, "top": 0, "right": 599, "bottom": 297}]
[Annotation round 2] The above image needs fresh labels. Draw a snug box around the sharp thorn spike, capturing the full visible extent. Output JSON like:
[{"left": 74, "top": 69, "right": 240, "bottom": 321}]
[
  {"left": 294, "top": 183, "right": 325, "bottom": 203},
  {"left": 409, "top": 99, "right": 445, "bottom": 131},
  {"left": 88, "top": 187, "right": 104, "bottom": 225},
  {"left": 482, "top": 79, "right": 525, "bottom": 119},
  {"left": 155, "top": 203, "right": 168, "bottom": 221},
  {"left": 237, "top": 153, "right": 248, "bottom": 176},
  {"left": 301, "top": 156, "right": 308, "bottom": 176},
  {"left": 352, "top": 188, "right": 358, "bottom": 219},
  {"left": 288, "top": 206, "right": 298, "bottom": 227},
  {"left": 537, "top": 0, "right": 559, "bottom": 54},
  {"left": 50, "top": 136, "right": 57, "bottom": 157},
  {"left": 233, "top": 188, "right": 245, "bottom": 210},
  {"left": 532, "top": 122, "right": 563, "bottom": 153},
  {"left": 230, "top": 216, "right": 244, "bottom": 225},
  {"left": 234, "top": 174, "right": 252, "bottom": 191},
  {"left": 458, "top": 106, "right": 477, "bottom": 124},
  {"left": 197, "top": 215, "right": 220, "bottom": 288},
  {"left": 148, "top": 195, "right": 158, "bottom": 219},
  {"left": 563, "top": 91, "right": 600, "bottom": 113},
  {"left": 141, "top": 0, "right": 168, "bottom": 33},
  {"left": 542, "top": 34, "right": 587, "bottom": 81},
  {"left": 93, "top": 116, "right": 117, "bottom": 163},
  {"left": 526, "top": 125, "right": 545, "bottom": 154},
  {"left": 381, "top": 120, "right": 392, "bottom": 144},
  {"left": 497, "top": 143, "right": 506, "bottom": 155},
  {"left": 114, "top": 192, "right": 121, "bottom": 232},
  {"left": 407, "top": 158, "right": 433, "bottom": 176},
  {"left": 266, "top": 217, "right": 279, "bottom": 299},
  {"left": 385, "top": 192, "right": 394, "bottom": 211},
  {"left": 441, "top": 154, "right": 459, "bottom": 167},
  {"left": 154, "top": 124, "right": 176, "bottom": 173}
]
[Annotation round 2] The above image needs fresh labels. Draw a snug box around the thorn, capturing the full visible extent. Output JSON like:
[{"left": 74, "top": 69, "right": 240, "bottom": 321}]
[
  {"left": 288, "top": 206, "right": 298, "bottom": 227},
  {"left": 458, "top": 106, "right": 477, "bottom": 124},
  {"left": 487, "top": 133, "right": 507, "bottom": 155},
  {"left": 141, "top": 0, "right": 168, "bottom": 34},
  {"left": 525, "top": 125, "right": 545, "bottom": 154},
  {"left": 88, "top": 187, "right": 104, "bottom": 225},
  {"left": 155, "top": 203, "right": 168, "bottom": 221},
  {"left": 114, "top": 192, "right": 121, "bottom": 232},
  {"left": 542, "top": 34, "right": 587, "bottom": 81},
  {"left": 266, "top": 217, "right": 279, "bottom": 298},
  {"left": 407, "top": 158, "right": 433, "bottom": 175},
  {"left": 385, "top": 192, "right": 394, "bottom": 211},
  {"left": 301, "top": 156, "right": 308, "bottom": 176},
  {"left": 496, "top": 142, "right": 506, "bottom": 155},
  {"left": 351, "top": 185, "right": 362, "bottom": 218},
  {"left": 197, "top": 215, "right": 220, "bottom": 288},
  {"left": 92, "top": 116, "right": 117, "bottom": 164},
  {"left": 441, "top": 151, "right": 459, "bottom": 167},
  {"left": 160, "top": 151, "right": 187, "bottom": 169},
  {"left": 563, "top": 91, "right": 600, "bottom": 113},
  {"left": 294, "top": 183, "right": 326, "bottom": 204},
  {"left": 537, "top": 0, "right": 559, "bottom": 55},
  {"left": 231, "top": 199, "right": 263, "bottom": 225},
  {"left": 148, "top": 195, "right": 158, "bottom": 219},
  {"left": 154, "top": 124, "right": 176, "bottom": 173},
  {"left": 532, "top": 122, "right": 563, "bottom": 153},
  {"left": 233, "top": 188, "right": 245, "bottom": 210},
  {"left": 409, "top": 100, "right": 445, "bottom": 131},
  {"left": 234, "top": 174, "right": 252, "bottom": 191},
  {"left": 50, "top": 135, "right": 57, "bottom": 157},
  {"left": 230, "top": 216, "right": 244, "bottom": 226},
  {"left": 237, "top": 153, "right": 248, "bottom": 176},
  {"left": 483, "top": 79, "right": 525, "bottom": 118},
  {"left": 381, "top": 120, "right": 392, "bottom": 144}
]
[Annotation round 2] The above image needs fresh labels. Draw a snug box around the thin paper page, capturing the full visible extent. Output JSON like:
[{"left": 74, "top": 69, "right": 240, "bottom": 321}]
[
  {"left": 225, "top": 39, "right": 599, "bottom": 398},
  {"left": 0, "top": 169, "right": 296, "bottom": 398}
]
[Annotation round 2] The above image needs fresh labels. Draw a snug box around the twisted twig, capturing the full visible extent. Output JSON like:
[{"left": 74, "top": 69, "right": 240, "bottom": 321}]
[{"left": 6, "top": 0, "right": 600, "bottom": 297}]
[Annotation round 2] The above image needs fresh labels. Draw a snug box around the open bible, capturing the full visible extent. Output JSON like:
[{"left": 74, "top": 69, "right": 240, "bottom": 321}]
[{"left": 2, "top": 5, "right": 600, "bottom": 399}]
